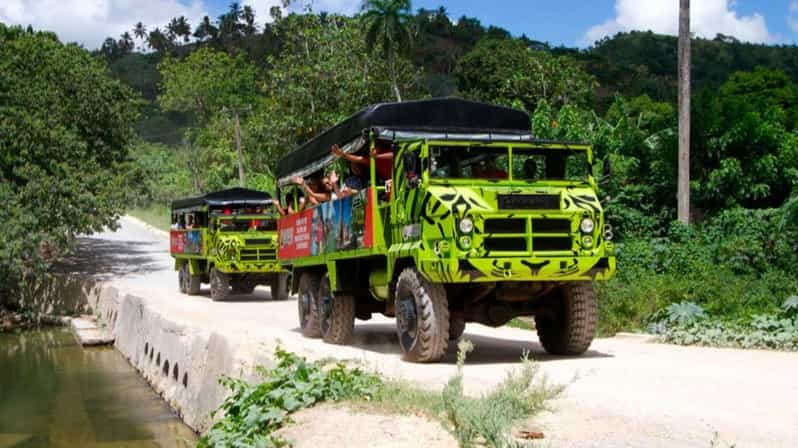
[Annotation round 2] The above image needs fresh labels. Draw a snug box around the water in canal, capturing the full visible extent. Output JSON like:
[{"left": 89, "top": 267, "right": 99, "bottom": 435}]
[{"left": 0, "top": 328, "right": 197, "bottom": 447}]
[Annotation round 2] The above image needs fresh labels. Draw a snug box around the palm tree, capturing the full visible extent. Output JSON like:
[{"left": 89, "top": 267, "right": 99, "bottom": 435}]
[
  {"left": 118, "top": 31, "right": 134, "bottom": 54},
  {"left": 166, "top": 18, "right": 179, "bottom": 44},
  {"left": 176, "top": 16, "right": 192, "bottom": 43},
  {"left": 194, "top": 15, "right": 218, "bottom": 41},
  {"left": 133, "top": 22, "right": 147, "bottom": 51},
  {"left": 362, "top": 0, "right": 414, "bottom": 102},
  {"left": 242, "top": 5, "right": 257, "bottom": 36},
  {"left": 147, "top": 27, "right": 169, "bottom": 52}
]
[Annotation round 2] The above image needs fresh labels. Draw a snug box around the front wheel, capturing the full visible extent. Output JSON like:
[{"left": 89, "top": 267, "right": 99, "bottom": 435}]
[
  {"left": 318, "top": 274, "right": 355, "bottom": 345},
  {"left": 394, "top": 267, "right": 449, "bottom": 363},
  {"left": 209, "top": 267, "right": 230, "bottom": 302},
  {"left": 535, "top": 282, "right": 597, "bottom": 355},
  {"left": 297, "top": 272, "right": 321, "bottom": 338},
  {"left": 270, "top": 273, "right": 290, "bottom": 301}
]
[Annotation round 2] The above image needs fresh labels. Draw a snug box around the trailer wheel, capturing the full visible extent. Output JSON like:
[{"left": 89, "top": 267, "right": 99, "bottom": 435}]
[
  {"left": 318, "top": 274, "right": 355, "bottom": 345},
  {"left": 178, "top": 263, "right": 188, "bottom": 294},
  {"left": 209, "top": 267, "right": 230, "bottom": 302},
  {"left": 270, "top": 273, "right": 290, "bottom": 301},
  {"left": 297, "top": 272, "right": 321, "bottom": 338},
  {"left": 449, "top": 318, "right": 466, "bottom": 341},
  {"left": 535, "top": 282, "right": 597, "bottom": 355},
  {"left": 395, "top": 267, "right": 449, "bottom": 363}
]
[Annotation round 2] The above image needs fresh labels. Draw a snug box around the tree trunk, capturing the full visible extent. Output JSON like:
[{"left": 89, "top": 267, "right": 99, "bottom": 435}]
[
  {"left": 234, "top": 111, "right": 246, "bottom": 187},
  {"left": 678, "top": 0, "right": 691, "bottom": 224},
  {"left": 388, "top": 53, "right": 402, "bottom": 102}
]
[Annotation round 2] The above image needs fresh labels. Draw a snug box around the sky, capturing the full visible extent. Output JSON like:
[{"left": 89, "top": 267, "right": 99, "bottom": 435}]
[{"left": 2, "top": 0, "right": 798, "bottom": 50}]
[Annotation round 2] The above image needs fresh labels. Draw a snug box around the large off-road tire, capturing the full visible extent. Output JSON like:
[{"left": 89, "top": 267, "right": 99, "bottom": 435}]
[
  {"left": 318, "top": 274, "right": 355, "bottom": 345},
  {"left": 270, "top": 273, "right": 290, "bottom": 301},
  {"left": 394, "top": 267, "right": 449, "bottom": 363},
  {"left": 449, "top": 317, "right": 466, "bottom": 341},
  {"left": 297, "top": 272, "right": 322, "bottom": 338},
  {"left": 209, "top": 267, "right": 230, "bottom": 302},
  {"left": 178, "top": 263, "right": 188, "bottom": 294},
  {"left": 535, "top": 282, "right": 597, "bottom": 356}
]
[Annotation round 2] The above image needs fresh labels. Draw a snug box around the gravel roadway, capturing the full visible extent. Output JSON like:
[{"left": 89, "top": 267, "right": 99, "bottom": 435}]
[{"left": 78, "top": 216, "right": 798, "bottom": 448}]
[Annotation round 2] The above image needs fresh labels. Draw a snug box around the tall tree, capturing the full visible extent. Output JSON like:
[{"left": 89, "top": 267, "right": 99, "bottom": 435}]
[
  {"left": 242, "top": 5, "right": 257, "bottom": 36},
  {"left": 133, "top": 22, "right": 147, "bottom": 50},
  {"left": 175, "top": 16, "right": 192, "bottom": 43},
  {"left": 147, "top": 27, "right": 169, "bottom": 52},
  {"left": 362, "top": 0, "right": 414, "bottom": 102},
  {"left": 678, "top": 0, "right": 691, "bottom": 223},
  {"left": 194, "top": 16, "right": 218, "bottom": 41},
  {"left": 0, "top": 24, "right": 137, "bottom": 301},
  {"left": 118, "top": 31, "right": 134, "bottom": 54}
]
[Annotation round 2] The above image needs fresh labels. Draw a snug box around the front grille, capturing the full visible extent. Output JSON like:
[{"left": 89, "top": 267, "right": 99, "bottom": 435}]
[
  {"left": 532, "top": 219, "right": 571, "bottom": 233},
  {"left": 497, "top": 194, "right": 560, "bottom": 210},
  {"left": 484, "top": 237, "right": 527, "bottom": 252},
  {"left": 533, "top": 237, "right": 572, "bottom": 252},
  {"left": 484, "top": 218, "right": 526, "bottom": 234},
  {"left": 240, "top": 248, "right": 277, "bottom": 261},
  {"left": 245, "top": 238, "right": 273, "bottom": 246}
]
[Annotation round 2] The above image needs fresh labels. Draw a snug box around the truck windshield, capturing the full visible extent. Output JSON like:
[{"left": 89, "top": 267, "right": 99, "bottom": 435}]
[{"left": 429, "top": 146, "right": 589, "bottom": 182}]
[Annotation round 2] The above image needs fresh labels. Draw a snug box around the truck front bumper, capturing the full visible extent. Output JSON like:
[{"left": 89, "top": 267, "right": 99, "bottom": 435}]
[{"left": 418, "top": 256, "right": 615, "bottom": 283}]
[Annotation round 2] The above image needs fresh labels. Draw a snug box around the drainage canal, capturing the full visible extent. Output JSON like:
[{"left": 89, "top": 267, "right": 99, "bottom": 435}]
[{"left": 0, "top": 327, "right": 197, "bottom": 446}]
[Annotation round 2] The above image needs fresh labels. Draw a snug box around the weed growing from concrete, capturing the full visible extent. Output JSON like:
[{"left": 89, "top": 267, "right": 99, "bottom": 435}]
[{"left": 199, "top": 347, "right": 381, "bottom": 447}]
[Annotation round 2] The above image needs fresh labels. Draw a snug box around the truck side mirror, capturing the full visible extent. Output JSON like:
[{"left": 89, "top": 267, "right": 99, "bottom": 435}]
[{"left": 403, "top": 151, "right": 421, "bottom": 189}]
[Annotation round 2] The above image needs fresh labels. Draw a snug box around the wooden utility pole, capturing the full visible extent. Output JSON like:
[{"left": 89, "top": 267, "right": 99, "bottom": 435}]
[
  {"left": 233, "top": 110, "right": 246, "bottom": 187},
  {"left": 678, "top": 0, "right": 691, "bottom": 224}
]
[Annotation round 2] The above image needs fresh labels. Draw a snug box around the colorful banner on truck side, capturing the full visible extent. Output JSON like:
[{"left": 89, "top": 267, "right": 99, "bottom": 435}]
[
  {"left": 278, "top": 189, "right": 373, "bottom": 260},
  {"left": 170, "top": 230, "right": 203, "bottom": 255}
]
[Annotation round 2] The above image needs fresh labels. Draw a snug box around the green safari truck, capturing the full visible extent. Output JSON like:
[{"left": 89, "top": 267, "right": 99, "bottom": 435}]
[
  {"left": 170, "top": 187, "right": 289, "bottom": 301},
  {"left": 276, "top": 99, "right": 615, "bottom": 362}
]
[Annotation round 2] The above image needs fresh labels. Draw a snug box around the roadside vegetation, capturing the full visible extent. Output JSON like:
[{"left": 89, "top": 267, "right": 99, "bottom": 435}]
[{"left": 202, "top": 342, "right": 562, "bottom": 448}]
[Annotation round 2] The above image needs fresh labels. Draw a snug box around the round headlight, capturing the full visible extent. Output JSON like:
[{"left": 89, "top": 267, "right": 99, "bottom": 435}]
[
  {"left": 583, "top": 236, "right": 593, "bottom": 248},
  {"left": 459, "top": 235, "right": 472, "bottom": 249},
  {"left": 459, "top": 217, "right": 474, "bottom": 234},
  {"left": 580, "top": 217, "right": 595, "bottom": 234}
]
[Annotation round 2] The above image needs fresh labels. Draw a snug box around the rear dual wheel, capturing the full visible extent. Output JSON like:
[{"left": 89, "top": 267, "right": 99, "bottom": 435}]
[
  {"left": 298, "top": 272, "right": 322, "bottom": 338},
  {"left": 178, "top": 262, "right": 200, "bottom": 295},
  {"left": 318, "top": 274, "right": 355, "bottom": 345}
]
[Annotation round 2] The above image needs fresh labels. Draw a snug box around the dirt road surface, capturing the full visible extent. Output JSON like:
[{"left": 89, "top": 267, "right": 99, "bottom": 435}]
[{"left": 77, "top": 217, "right": 798, "bottom": 447}]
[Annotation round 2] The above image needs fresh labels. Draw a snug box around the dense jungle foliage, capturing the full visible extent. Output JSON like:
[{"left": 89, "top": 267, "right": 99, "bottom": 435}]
[
  {"left": 2, "top": 0, "right": 798, "bottom": 340},
  {"left": 0, "top": 24, "right": 137, "bottom": 306}
]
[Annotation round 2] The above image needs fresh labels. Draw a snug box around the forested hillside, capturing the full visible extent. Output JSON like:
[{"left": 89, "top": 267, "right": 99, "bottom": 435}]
[{"left": 2, "top": 1, "right": 797, "bottom": 344}]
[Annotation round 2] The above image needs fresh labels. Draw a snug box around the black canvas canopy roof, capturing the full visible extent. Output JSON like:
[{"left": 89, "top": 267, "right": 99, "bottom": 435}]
[
  {"left": 171, "top": 187, "right": 273, "bottom": 211},
  {"left": 276, "top": 98, "right": 531, "bottom": 182}
]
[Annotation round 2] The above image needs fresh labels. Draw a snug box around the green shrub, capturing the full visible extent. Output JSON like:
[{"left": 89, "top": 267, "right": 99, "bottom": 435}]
[
  {"left": 650, "top": 299, "right": 798, "bottom": 351},
  {"left": 598, "top": 209, "right": 798, "bottom": 336},
  {"left": 199, "top": 348, "right": 381, "bottom": 448}
]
